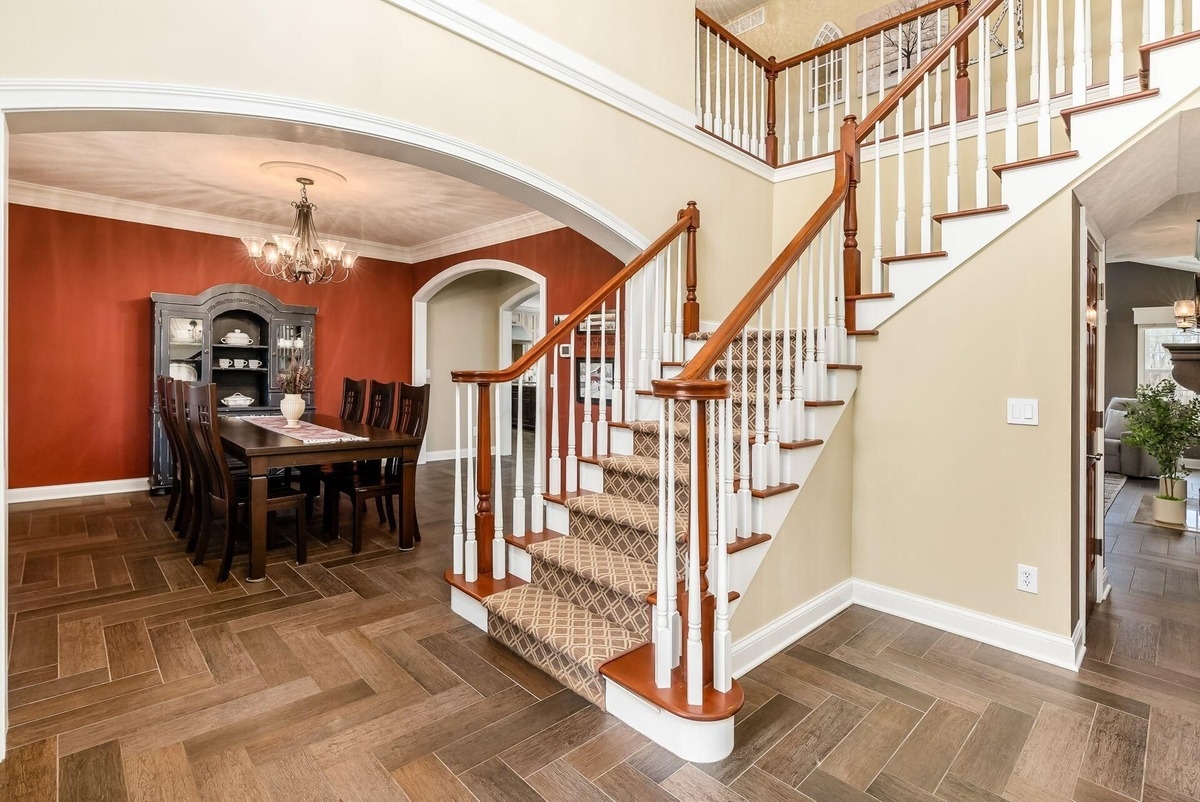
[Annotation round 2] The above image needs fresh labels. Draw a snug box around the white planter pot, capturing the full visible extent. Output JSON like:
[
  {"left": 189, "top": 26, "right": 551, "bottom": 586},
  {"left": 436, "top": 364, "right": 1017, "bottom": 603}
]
[
  {"left": 1159, "top": 476, "right": 1187, "bottom": 500},
  {"left": 1153, "top": 495, "right": 1187, "bottom": 526},
  {"left": 280, "top": 394, "right": 306, "bottom": 428}
]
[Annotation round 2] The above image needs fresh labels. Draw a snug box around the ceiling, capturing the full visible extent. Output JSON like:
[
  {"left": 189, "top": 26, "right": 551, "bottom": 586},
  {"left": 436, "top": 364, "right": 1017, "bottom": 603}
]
[
  {"left": 7, "top": 130, "right": 563, "bottom": 263},
  {"left": 1076, "top": 108, "right": 1200, "bottom": 271}
]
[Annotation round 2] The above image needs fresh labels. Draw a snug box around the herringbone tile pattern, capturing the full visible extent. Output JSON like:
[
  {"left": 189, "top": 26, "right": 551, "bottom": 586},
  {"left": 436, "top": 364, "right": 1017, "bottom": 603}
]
[{"left": 5, "top": 470, "right": 1200, "bottom": 800}]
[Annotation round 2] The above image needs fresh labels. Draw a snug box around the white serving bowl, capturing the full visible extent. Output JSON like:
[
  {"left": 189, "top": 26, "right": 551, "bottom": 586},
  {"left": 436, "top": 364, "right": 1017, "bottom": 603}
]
[{"left": 221, "top": 393, "right": 254, "bottom": 407}]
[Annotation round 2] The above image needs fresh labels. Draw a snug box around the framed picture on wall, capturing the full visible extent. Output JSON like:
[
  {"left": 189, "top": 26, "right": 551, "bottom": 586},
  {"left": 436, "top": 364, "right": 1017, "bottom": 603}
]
[
  {"left": 576, "top": 357, "right": 615, "bottom": 403},
  {"left": 577, "top": 310, "right": 618, "bottom": 335}
]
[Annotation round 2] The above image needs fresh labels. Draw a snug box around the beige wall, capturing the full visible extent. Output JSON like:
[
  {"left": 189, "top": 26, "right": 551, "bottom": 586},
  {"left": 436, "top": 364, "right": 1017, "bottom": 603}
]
[
  {"left": 0, "top": 0, "right": 774, "bottom": 322},
  {"left": 481, "top": 0, "right": 697, "bottom": 109},
  {"left": 851, "top": 189, "right": 1075, "bottom": 637},
  {"left": 425, "top": 271, "right": 535, "bottom": 453},
  {"left": 732, "top": 398, "right": 855, "bottom": 638}
]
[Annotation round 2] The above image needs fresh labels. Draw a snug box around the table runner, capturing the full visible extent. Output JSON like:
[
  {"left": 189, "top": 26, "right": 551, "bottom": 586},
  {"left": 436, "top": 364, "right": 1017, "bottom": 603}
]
[{"left": 244, "top": 416, "right": 369, "bottom": 444}]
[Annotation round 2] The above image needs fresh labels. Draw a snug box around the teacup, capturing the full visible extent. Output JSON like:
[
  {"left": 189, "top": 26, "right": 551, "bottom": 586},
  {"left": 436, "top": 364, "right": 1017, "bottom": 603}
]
[
  {"left": 248, "top": 359, "right": 263, "bottom": 369},
  {"left": 233, "top": 359, "right": 248, "bottom": 369},
  {"left": 218, "top": 358, "right": 232, "bottom": 368}
]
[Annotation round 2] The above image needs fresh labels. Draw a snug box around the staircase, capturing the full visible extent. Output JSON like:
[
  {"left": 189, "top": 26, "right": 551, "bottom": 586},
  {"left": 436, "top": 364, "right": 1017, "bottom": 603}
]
[{"left": 444, "top": 0, "right": 1200, "bottom": 763}]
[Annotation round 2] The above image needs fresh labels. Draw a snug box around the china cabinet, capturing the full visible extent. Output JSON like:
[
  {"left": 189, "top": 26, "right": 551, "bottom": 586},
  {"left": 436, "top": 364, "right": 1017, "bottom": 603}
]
[{"left": 149, "top": 283, "right": 317, "bottom": 492}]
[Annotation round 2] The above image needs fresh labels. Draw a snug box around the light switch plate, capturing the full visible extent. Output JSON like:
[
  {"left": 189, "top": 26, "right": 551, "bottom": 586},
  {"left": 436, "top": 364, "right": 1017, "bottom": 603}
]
[{"left": 1006, "top": 398, "right": 1039, "bottom": 426}]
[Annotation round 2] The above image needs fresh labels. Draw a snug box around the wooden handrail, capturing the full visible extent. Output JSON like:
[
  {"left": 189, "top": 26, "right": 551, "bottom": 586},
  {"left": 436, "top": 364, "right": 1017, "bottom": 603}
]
[
  {"left": 696, "top": 9, "right": 773, "bottom": 69},
  {"left": 856, "top": 0, "right": 1001, "bottom": 136},
  {"left": 452, "top": 202, "right": 700, "bottom": 385},
  {"left": 773, "top": 0, "right": 963, "bottom": 71},
  {"left": 654, "top": 132, "right": 853, "bottom": 396}
]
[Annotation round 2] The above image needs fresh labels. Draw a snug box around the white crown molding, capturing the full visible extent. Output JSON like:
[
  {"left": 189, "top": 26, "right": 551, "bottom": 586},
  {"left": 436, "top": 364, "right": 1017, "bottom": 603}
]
[
  {"left": 0, "top": 80, "right": 649, "bottom": 261},
  {"left": 406, "top": 210, "right": 565, "bottom": 263},
  {"left": 381, "top": 0, "right": 774, "bottom": 181},
  {"left": 8, "top": 180, "right": 566, "bottom": 265},
  {"left": 8, "top": 478, "right": 149, "bottom": 503}
]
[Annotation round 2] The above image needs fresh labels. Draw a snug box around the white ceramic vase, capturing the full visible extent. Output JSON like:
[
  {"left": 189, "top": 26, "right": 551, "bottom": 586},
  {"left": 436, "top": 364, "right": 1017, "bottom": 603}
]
[{"left": 280, "top": 394, "right": 305, "bottom": 428}]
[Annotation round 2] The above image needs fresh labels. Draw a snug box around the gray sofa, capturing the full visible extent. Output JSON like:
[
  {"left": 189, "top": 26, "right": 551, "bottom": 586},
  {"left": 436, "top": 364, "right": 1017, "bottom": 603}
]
[{"left": 1104, "top": 397, "right": 1161, "bottom": 477}]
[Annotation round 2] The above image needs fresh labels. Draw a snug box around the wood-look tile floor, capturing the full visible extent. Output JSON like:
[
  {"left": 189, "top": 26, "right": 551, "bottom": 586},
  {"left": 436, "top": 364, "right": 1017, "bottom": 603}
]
[{"left": 5, "top": 471, "right": 1200, "bottom": 801}]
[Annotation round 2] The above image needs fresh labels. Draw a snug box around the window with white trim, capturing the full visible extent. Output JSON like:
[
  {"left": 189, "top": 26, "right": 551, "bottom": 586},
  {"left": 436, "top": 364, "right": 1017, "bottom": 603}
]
[{"left": 810, "top": 22, "right": 845, "bottom": 110}]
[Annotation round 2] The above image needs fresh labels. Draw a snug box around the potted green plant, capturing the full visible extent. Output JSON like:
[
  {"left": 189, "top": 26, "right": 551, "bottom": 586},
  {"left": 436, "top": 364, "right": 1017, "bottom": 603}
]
[
  {"left": 276, "top": 356, "right": 313, "bottom": 428},
  {"left": 1123, "top": 379, "right": 1200, "bottom": 524}
]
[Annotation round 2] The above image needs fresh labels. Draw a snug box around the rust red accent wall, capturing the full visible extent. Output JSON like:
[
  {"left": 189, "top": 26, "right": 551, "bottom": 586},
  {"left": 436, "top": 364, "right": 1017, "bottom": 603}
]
[{"left": 8, "top": 205, "right": 414, "bottom": 488}]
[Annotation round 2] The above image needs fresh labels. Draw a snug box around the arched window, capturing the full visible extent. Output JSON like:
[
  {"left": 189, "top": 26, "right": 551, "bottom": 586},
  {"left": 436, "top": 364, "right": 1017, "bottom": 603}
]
[{"left": 810, "top": 22, "right": 845, "bottom": 110}]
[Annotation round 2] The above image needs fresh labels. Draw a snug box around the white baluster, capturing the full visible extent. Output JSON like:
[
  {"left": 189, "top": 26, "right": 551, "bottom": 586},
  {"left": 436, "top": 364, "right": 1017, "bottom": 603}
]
[
  {"left": 612, "top": 288, "right": 624, "bottom": 425},
  {"left": 948, "top": 45, "right": 960, "bottom": 215},
  {"left": 1192, "top": 0, "right": 1199, "bottom": 31},
  {"left": 1073, "top": 0, "right": 1088, "bottom": 105},
  {"left": 861, "top": 39, "right": 869, "bottom": 123},
  {"left": 663, "top": 245, "right": 674, "bottom": 364},
  {"left": 793, "top": 253, "right": 806, "bottom": 441},
  {"left": 738, "top": 326, "right": 752, "bottom": 538},
  {"left": 816, "top": 229, "right": 828, "bottom": 403},
  {"left": 1086, "top": 0, "right": 1094, "bottom": 85},
  {"left": 751, "top": 57, "right": 759, "bottom": 155},
  {"left": 803, "top": 246, "right": 817, "bottom": 425},
  {"left": 686, "top": 400, "right": 703, "bottom": 706},
  {"left": 783, "top": 68, "right": 792, "bottom": 163},
  {"left": 921, "top": 66, "right": 933, "bottom": 253},
  {"left": 750, "top": 310, "right": 765, "bottom": 493},
  {"left": 1175, "top": 0, "right": 1185, "bottom": 35},
  {"left": 513, "top": 379, "right": 526, "bottom": 537},
  {"left": 582, "top": 308, "right": 593, "bottom": 459},
  {"left": 696, "top": 23, "right": 703, "bottom": 125},
  {"left": 532, "top": 355, "right": 545, "bottom": 532},
  {"left": 1149, "top": 0, "right": 1167, "bottom": 41},
  {"left": 895, "top": 23, "right": 907, "bottom": 256},
  {"left": 1038, "top": 0, "right": 1052, "bottom": 155},
  {"left": 628, "top": 273, "right": 641, "bottom": 419},
  {"left": 811, "top": 57, "right": 821, "bottom": 158},
  {"left": 654, "top": 392, "right": 672, "bottom": 687},
  {"left": 704, "top": 28, "right": 715, "bottom": 132},
  {"left": 1007, "top": 0, "right": 1019, "bottom": 164},
  {"left": 549, "top": 355, "right": 559, "bottom": 494},
  {"left": 766, "top": 290, "right": 780, "bottom": 487},
  {"left": 732, "top": 50, "right": 742, "bottom": 147},
  {"left": 1030, "top": 0, "right": 1042, "bottom": 99},
  {"left": 493, "top": 386, "right": 505, "bottom": 579},
  {"left": 934, "top": 14, "right": 945, "bottom": 126},
  {"left": 779, "top": 274, "right": 793, "bottom": 447},
  {"left": 714, "top": 395, "right": 732, "bottom": 692},
  {"left": 843, "top": 43, "right": 852, "bottom": 126},
  {"left": 465, "top": 384, "right": 477, "bottom": 582},
  {"left": 597, "top": 301, "right": 609, "bottom": 457},
  {"left": 666, "top": 399, "right": 681, "bottom": 664},
  {"left": 1110, "top": 0, "right": 1123, "bottom": 97},
  {"left": 826, "top": 219, "right": 839, "bottom": 367},
  {"left": 638, "top": 265, "right": 650, "bottom": 396},
  {"left": 566, "top": 348, "right": 578, "bottom": 493},
  {"left": 715, "top": 35, "right": 725, "bottom": 141},
  {"left": 453, "top": 383, "right": 464, "bottom": 575},
  {"left": 1057, "top": 0, "right": 1067, "bottom": 94},
  {"left": 651, "top": 253, "right": 663, "bottom": 384},
  {"left": 977, "top": 18, "right": 991, "bottom": 208},
  {"left": 873, "top": 124, "right": 884, "bottom": 291},
  {"left": 877, "top": 30, "right": 887, "bottom": 139},
  {"left": 1143, "top": 0, "right": 1151, "bottom": 43},
  {"left": 835, "top": 214, "right": 847, "bottom": 364},
  {"left": 675, "top": 237, "right": 685, "bottom": 359},
  {"left": 826, "top": 55, "right": 837, "bottom": 153}
]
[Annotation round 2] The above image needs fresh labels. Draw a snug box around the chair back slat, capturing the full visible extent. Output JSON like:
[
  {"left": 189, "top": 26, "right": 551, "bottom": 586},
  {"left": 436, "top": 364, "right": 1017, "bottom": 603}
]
[
  {"left": 396, "top": 383, "right": 431, "bottom": 439},
  {"left": 366, "top": 380, "right": 397, "bottom": 429},
  {"left": 186, "top": 383, "right": 236, "bottom": 505},
  {"left": 341, "top": 377, "right": 367, "bottom": 423}
]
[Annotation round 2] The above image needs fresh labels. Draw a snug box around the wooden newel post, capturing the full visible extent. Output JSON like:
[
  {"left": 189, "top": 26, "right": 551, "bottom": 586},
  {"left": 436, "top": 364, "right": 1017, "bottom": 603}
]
[
  {"left": 475, "top": 382, "right": 494, "bottom": 575},
  {"left": 841, "top": 117, "right": 861, "bottom": 331},
  {"left": 765, "top": 58, "right": 779, "bottom": 167},
  {"left": 682, "top": 201, "right": 701, "bottom": 336},
  {"left": 955, "top": 0, "right": 972, "bottom": 120}
]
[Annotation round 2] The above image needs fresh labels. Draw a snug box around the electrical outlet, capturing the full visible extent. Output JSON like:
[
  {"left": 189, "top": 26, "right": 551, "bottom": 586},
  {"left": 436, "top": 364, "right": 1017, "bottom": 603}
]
[{"left": 1017, "top": 564, "right": 1038, "bottom": 594}]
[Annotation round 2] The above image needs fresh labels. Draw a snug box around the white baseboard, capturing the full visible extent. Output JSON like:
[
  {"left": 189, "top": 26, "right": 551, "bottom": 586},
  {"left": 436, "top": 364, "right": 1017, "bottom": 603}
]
[
  {"left": 8, "top": 477, "right": 148, "bottom": 503},
  {"left": 1073, "top": 618, "right": 1087, "bottom": 669},
  {"left": 852, "top": 579, "right": 1080, "bottom": 671},
  {"left": 731, "top": 579, "right": 854, "bottom": 676}
]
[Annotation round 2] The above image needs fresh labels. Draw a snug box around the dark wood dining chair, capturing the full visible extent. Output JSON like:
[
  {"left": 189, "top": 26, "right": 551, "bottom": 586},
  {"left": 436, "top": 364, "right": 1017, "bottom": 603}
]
[
  {"left": 155, "top": 375, "right": 187, "bottom": 534},
  {"left": 186, "top": 382, "right": 308, "bottom": 582},
  {"left": 173, "top": 379, "right": 208, "bottom": 556},
  {"left": 340, "top": 377, "right": 368, "bottom": 423},
  {"left": 322, "top": 382, "right": 429, "bottom": 553}
]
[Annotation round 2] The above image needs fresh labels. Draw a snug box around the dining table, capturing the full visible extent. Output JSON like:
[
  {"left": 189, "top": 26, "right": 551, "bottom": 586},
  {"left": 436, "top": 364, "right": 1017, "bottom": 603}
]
[{"left": 219, "top": 413, "right": 423, "bottom": 582}]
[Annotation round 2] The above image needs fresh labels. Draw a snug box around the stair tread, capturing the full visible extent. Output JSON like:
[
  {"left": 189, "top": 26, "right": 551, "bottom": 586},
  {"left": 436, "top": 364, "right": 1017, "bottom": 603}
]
[
  {"left": 528, "top": 537, "right": 657, "bottom": 599},
  {"left": 483, "top": 585, "right": 645, "bottom": 674},
  {"left": 628, "top": 419, "right": 690, "bottom": 437},
  {"left": 932, "top": 204, "right": 1010, "bottom": 223},
  {"left": 992, "top": 150, "right": 1079, "bottom": 176},
  {"left": 567, "top": 492, "right": 687, "bottom": 536}
]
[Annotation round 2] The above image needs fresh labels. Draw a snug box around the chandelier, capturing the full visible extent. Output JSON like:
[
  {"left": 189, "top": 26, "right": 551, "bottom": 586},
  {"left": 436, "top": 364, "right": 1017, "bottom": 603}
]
[{"left": 241, "top": 177, "right": 358, "bottom": 285}]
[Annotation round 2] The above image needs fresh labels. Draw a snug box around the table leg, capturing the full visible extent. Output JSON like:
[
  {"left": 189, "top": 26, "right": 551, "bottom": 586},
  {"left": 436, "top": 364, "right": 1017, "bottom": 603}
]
[
  {"left": 399, "top": 453, "right": 416, "bottom": 552},
  {"left": 248, "top": 474, "right": 269, "bottom": 582}
]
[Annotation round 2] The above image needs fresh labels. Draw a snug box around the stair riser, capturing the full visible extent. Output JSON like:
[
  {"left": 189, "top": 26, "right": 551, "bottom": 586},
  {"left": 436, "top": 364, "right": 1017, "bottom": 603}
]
[
  {"left": 603, "top": 467, "right": 689, "bottom": 519},
  {"left": 488, "top": 614, "right": 608, "bottom": 707},
  {"left": 633, "top": 429, "right": 689, "bottom": 462},
  {"left": 569, "top": 509, "right": 685, "bottom": 580},
  {"left": 532, "top": 558, "right": 650, "bottom": 639}
]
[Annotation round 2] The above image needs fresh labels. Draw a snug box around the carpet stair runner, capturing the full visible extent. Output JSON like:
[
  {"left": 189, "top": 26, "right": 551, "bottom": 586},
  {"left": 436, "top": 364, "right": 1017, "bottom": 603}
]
[{"left": 481, "top": 331, "right": 801, "bottom": 708}]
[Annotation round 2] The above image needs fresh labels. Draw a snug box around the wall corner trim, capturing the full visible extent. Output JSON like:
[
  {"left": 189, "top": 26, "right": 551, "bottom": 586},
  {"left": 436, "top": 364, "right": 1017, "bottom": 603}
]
[
  {"left": 8, "top": 478, "right": 149, "bottom": 504},
  {"left": 731, "top": 579, "right": 854, "bottom": 676}
]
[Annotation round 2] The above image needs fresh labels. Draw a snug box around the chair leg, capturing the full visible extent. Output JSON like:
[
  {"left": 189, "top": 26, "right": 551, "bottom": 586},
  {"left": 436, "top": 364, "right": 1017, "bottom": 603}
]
[
  {"left": 217, "top": 509, "right": 237, "bottom": 583},
  {"left": 173, "top": 478, "right": 191, "bottom": 537},
  {"left": 351, "top": 493, "right": 364, "bottom": 555},
  {"left": 192, "top": 498, "right": 214, "bottom": 566},
  {"left": 384, "top": 492, "right": 397, "bottom": 531},
  {"left": 295, "top": 503, "right": 307, "bottom": 565},
  {"left": 322, "top": 480, "right": 337, "bottom": 537},
  {"left": 375, "top": 496, "right": 387, "bottom": 525},
  {"left": 164, "top": 478, "right": 179, "bottom": 522}
]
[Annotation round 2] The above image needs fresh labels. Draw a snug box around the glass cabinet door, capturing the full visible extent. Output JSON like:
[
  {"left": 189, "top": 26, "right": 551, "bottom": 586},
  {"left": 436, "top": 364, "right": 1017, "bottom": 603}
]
[
  {"left": 1143, "top": 326, "right": 1197, "bottom": 400},
  {"left": 273, "top": 322, "right": 312, "bottom": 390},
  {"left": 165, "top": 313, "right": 207, "bottom": 382}
]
